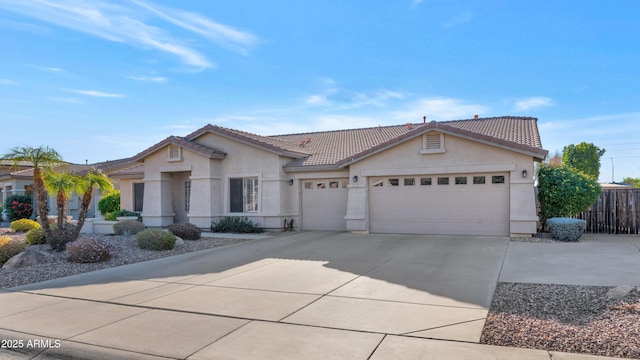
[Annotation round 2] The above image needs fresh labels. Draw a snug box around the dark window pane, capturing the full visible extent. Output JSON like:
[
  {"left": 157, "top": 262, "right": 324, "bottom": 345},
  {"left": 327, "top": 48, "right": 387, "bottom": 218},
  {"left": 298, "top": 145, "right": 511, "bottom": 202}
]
[
  {"left": 437, "top": 177, "right": 449, "bottom": 185},
  {"left": 389, "top": 179, "right": 399, "bottom": 186},
  {"left": 455, "top": 176, "right": 467, "bottom": 185},
  {"left": 230, "top": 178, "right": 243, "bottom": 212},
  {"left": 492, "top": 175, "right": 505, "bottom": 184},
  {"left": 420, "top": 178, "right": 432, "bottom": 185},
  {"left": 473, "top": 176, "right": 486, "bottom": 184},
  {"left": 134, "top": 183, "right": 144, "bottom": 212},
  {"left": 404, "top": 178, "right": 415, "bottom": 186}
]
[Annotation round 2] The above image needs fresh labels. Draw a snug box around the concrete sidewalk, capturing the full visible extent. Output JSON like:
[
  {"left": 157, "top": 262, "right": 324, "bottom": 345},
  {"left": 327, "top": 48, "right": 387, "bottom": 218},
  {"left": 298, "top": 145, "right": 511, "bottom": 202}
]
[{"left": 0, "top": 232, "right": 631, "bottom": 359}]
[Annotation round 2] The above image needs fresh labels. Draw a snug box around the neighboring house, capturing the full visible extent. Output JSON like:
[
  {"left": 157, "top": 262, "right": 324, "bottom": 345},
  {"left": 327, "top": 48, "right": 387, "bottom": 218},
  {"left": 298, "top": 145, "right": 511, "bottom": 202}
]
[
  {"left": 0, "top": 161, "right": 127, "bottom": 221},
  {"left": 111, "top": 116, "right": 548, "bottom": 237}
]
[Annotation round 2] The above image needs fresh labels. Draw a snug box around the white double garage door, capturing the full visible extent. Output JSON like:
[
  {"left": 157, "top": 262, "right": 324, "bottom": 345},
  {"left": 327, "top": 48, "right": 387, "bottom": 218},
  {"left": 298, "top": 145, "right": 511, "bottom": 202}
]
[{"left": 302, "top": 173, "right": 509, "bottom": 236}]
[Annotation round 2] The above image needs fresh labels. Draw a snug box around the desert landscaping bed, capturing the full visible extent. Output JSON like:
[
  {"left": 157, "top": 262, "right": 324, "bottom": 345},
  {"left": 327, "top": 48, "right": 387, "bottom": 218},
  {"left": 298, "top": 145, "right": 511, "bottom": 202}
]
[
  {"left": 0, "top": 228, "right": 253, "bottom": 290},
  {"left": 481, "top": 282, "right": 640, "bottom": 359}
]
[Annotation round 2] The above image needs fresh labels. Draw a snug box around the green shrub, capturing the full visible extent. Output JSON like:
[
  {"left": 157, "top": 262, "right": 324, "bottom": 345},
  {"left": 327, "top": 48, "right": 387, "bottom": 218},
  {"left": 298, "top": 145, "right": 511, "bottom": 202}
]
[
  {"left": 104, "top": 212, "right": 117, "bottom": 221},
  {"left": 10, "top": 219, "right": 41, "bottom": 232},
  {"left": 546, "top": 217, "right": 587, "bottom": 242},
  {"left": 98, "top": 191, "right": 120, "bottom": 216},
  {"left": 25, "top": 228, "right": 47, "bottom": 245},
  {"left": 3, "top": 195, "right": 33, "bottom": 221},
  {"left": 113, "top": 220, "right": 146, "bottom": 235},
  {"left": 66, "top": 238, "right": 111, "bottom": 263},
  {"left": 537, "top": 164, "right": 602, "bottom": 226},
  {"left": 0, "top": 236, "right": 26, "bottom": 265},
  {"left": 168, "top": 223, "right": 202, "bottom": 240},
  {"left": 136, "top": 229, "right": 176, "bottom": 250},
  {"left": 115, "top": 209, "right": 142, "bottom": 221},
  {"left": 211, "top": 216, "right": 263, "bottom": 233}
]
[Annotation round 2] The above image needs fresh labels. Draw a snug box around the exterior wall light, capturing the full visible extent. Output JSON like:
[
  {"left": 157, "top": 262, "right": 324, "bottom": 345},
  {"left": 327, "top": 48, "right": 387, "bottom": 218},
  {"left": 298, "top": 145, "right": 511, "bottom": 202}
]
[
  {"left": 288, "top": 179, "right": 294, "bottom": 185},
  {"left": 352, "top": 175, "right": 358, "bottom": 183},
  {"left": 522, "top": 170, "right": 528, "bottom": 178}
]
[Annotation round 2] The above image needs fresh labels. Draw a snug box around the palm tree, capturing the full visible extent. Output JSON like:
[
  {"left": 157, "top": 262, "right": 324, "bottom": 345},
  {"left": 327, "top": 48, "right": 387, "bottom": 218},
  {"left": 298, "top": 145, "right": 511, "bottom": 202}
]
[
  {"left": 71, "top": 168, "right": 113, "bottom": 241},
  {"left": 44, "top": 169, "right": 83, "bottom": 250},
  {"left": 1, "top": 146, "right": 63, "bottom": 241}
]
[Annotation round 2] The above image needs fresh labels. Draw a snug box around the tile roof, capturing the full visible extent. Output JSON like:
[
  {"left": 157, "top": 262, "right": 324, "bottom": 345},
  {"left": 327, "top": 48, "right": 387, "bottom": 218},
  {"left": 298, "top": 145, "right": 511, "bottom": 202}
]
[
  {"left": 273, "top": 116, "right": 547, "bottom": 168},
  {"left": 130, "top": 135, "right": 227, "bottom": 162},
  {"left": 0, "top": 117, "right": 547, "bottom": 181},
  {"left": 184, "top": 124, "right": 310, "bottom": 158}
]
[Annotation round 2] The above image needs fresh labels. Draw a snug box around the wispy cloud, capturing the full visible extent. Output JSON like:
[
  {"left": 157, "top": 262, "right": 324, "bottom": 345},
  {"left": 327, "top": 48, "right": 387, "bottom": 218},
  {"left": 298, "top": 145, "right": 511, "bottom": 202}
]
[
  {"left": 0, "top": 0, "right": 259, "bottom": 69},
  {"left": 28, "top": 64, "right": 65, "bottom": 73},
  {"left": 514, "top": 96, "right": 554, "bottom": 111},
  {"left": 441, "top": 12, "right": 473, "bottom": 29},
  {"left": 304, "top": 81, "right": 406, "bottom": 110},
  {"left": 130, "top": 0, "right": 258, "bottom": 55},
  {"left": 0, "top": 78, "right": 19, "bottom": 86},
  {"left": 127, "top": 75, "right": 168, "bottom": 84},
  {"left": 0, "top": 18, "right": 50, "bottom": 35},
  {"left": 69, "top": 89, "right": 125, "bottom": 98}
]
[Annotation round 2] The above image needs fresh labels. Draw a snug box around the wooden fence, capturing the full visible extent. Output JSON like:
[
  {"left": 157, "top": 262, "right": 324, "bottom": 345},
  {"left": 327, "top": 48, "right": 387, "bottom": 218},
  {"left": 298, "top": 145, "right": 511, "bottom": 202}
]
[{"left": 577, "top": 188, "right": 640, "bottom": 234}]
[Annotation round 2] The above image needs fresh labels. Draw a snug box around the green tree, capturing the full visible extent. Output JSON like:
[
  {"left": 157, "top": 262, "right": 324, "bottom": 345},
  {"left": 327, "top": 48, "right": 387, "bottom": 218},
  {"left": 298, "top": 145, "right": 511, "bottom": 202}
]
[
  {"left": 1, "top": 146, "right": 63, "bottom": 241},
  {"left": 71, "top": 168, "right": 113, "bottom": 241},
  {"left": 537, "top": 163, "right": 602, "bottom": 226},
  {"left": 562, "top": 142, "right": 606, "bottom": 180},
  {"left": 44, "top": 169, "right": 84, "bottom": 251},
  {"left": 623, "top": 177, "right": 640, "bottom": 188}
]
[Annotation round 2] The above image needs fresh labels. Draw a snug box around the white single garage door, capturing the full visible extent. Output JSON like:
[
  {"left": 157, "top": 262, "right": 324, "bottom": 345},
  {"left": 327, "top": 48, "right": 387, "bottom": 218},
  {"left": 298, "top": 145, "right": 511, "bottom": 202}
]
[
  {"left": 302, "top": 178, "right": 349, "bottom": 231},
  {"left": 369, "top": 173, "right": 509, "bottom": 236}
]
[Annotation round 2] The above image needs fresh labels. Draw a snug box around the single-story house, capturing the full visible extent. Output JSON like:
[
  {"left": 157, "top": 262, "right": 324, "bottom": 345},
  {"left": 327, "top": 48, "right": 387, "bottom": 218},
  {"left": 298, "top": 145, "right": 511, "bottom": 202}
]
[{"left": 110, "top": 116, "right": 548, "bottom": 237}]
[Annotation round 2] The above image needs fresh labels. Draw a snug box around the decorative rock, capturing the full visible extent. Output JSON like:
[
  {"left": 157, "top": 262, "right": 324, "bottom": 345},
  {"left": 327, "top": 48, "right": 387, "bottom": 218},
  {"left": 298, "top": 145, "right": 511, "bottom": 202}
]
[
  {"left": 174, "top": 236, "right": 185, "bottom": 246},
  {"left": 606, "top": 285, "right": 634, "bottom": 299},
  {"left": 2, "top": 249, "right": 55, "bottom": 269}
]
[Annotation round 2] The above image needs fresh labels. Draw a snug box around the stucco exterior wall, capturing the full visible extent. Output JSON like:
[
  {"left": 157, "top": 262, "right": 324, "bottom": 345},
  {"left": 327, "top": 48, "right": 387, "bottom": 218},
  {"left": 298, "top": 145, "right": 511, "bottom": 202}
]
[{"left": 345, "top": 131, "right": 538, "bottom": 235}]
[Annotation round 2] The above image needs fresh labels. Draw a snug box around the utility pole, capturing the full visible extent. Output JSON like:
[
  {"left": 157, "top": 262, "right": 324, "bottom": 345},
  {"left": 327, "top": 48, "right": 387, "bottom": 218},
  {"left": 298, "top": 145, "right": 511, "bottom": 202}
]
[{"left": 611, "top": 157, "right": 614, "bottom": 183}]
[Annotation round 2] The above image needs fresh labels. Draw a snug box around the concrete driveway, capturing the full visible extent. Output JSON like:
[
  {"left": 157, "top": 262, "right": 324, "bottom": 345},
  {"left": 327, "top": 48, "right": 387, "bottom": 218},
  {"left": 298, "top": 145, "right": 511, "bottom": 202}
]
[{"left": 1, "top": 231, "right": 516, "bottom": 359}]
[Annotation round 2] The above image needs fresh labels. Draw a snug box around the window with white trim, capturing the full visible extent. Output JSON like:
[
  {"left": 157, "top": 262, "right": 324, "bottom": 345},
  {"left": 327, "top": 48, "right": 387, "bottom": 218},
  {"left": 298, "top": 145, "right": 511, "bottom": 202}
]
[
  {"left": 421, "top": 132, "right": 445, "bottom": 154},
  {"left": 230, "top": 177, "right": 258, "bottom": 212}
]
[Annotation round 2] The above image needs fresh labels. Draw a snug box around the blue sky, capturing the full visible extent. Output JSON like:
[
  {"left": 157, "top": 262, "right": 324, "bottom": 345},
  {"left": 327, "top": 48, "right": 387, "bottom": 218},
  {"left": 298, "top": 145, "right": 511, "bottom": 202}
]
[{"left": 1, "top": 0, "right": 639, "bottom": 182}]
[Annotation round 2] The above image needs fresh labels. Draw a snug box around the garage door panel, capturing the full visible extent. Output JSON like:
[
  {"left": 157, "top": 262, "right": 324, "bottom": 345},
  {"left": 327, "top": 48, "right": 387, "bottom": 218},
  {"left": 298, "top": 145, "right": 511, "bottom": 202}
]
[
  {"left": 302, "top": 179, "right": 348, "bottom": 231},
  {"left": 369, "top": 173, "right": 509, "bottom": 236}
]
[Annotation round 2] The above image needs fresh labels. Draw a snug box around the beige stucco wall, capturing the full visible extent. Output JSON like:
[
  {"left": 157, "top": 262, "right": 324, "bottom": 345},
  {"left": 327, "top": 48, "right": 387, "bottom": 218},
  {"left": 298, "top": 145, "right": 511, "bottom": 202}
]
[
  {"left": 345, "top": 131, "right": 538, "bottom": 235},
  {"left": 137, "top": 133, "right": 301, "bottom": 229}
]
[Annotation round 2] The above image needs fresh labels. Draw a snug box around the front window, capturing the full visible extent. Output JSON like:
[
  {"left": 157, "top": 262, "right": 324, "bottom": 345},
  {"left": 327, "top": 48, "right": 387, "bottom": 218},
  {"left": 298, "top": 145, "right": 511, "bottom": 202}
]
[{"left": 230, "top": 177, "right": 258, "bottom": 212}]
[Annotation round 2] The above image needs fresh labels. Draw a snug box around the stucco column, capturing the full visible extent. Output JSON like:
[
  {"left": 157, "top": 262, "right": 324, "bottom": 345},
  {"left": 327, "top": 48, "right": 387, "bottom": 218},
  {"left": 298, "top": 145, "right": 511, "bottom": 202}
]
[
  {"left": 345, "top": 179, "right": 368, "bottom": 232},
  {"left": 141, "top": 173, "right": 174, "bottom": 226},
  {"left": 187, "top": 176, "right": 222, "bottom": 228},
  {"left": 509, "top": 176, "right": 538, "bottom": 236}
]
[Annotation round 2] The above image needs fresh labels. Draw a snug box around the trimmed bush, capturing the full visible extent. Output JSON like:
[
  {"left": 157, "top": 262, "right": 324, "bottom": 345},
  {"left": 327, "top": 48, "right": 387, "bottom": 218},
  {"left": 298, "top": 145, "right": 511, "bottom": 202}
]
[
  {"left": 0, "top": 236, "right": 26, "bottom": 265},
  {"left": 168, "top": 223, "right": 201, "bottom": 240},
  {"left": 10, "top": 219, "right": 41, "bottom": 232},
  {"left": 25, "top": 228, "right": 47, "bottom": 245},
  {"left": 3, "top": 194, "right": 33, "bottom": 221},
  {"left": 211, "top": 217, "right": 263, "bottom": 233},
  {"left": 136, "top": 229, "right": 176, "bottom": 250},
  {"left": 546, "top": 217, "right": 587, "bottom": 242},
  {"left": 113, "top": 220, "right": 146, "bottom": 235},
  {"left": 66, "top": 238, "right": 111, "bottom": 263},
  {"left": 538, "top": 164, "right": 601, "bottom": 226},
  {"left": 98, "top": 191, "right": 120, "bottom": 216}
]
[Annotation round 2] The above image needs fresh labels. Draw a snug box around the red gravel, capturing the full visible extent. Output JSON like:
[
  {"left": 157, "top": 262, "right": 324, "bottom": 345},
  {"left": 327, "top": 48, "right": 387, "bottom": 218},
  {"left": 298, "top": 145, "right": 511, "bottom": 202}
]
[{"left": 481, "top": 282, "right": 640, "bottom": 359}]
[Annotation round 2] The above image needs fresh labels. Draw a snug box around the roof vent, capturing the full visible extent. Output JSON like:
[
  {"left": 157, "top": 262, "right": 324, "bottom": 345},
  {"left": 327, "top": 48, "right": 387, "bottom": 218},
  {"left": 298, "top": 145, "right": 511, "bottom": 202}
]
[
  {"left": 474, "top": 114, "right": 479, "bottom": 119},
  {"left": 406, "top": 123, "right": 413, "bottom": 129},
  {"left": 423, "top": 116, "right": 426, "bottom": 124}
]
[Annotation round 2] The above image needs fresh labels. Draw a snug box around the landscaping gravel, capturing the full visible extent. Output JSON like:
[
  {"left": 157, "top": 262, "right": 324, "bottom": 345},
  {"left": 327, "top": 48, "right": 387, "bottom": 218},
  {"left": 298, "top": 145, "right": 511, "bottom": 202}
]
[
  {"left": 481, "top": 282, "right": 640, "bottom": 359},
  {"left": 0, "top": 229, "right": 253, "bottom": 290}
]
